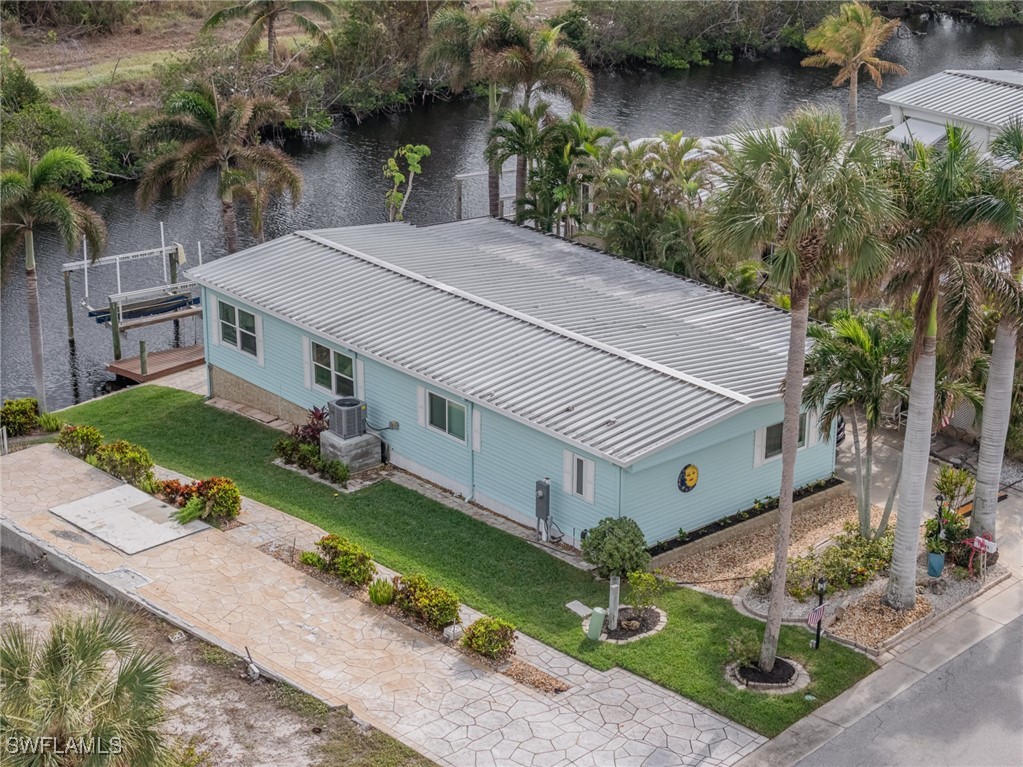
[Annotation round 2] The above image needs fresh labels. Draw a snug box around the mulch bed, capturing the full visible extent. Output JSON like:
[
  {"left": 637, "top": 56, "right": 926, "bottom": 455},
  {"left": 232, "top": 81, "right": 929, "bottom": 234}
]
[
  {"left": 502, "top": 659, "right": 570, "bottom": 694},
  {"left": 737, "top": 658, "right": 795, "bottom": 685},
  {"left": 604, "top": 607, "right": 659, "bottom": 640},
  {"left": 828, "top": 591, "right": 933, "bottom": 648}
]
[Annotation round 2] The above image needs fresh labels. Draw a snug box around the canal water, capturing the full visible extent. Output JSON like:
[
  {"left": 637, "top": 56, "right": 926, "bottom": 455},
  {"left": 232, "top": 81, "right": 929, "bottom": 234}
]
[{"left": 2, "top": 16, "right": 1021, "bottom": 409}]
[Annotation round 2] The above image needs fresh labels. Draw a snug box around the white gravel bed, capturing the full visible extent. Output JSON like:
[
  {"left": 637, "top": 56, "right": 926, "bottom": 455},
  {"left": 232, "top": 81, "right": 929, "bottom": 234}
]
[{"left": 741, "top": 576, "right": 884, "bottom": 624}]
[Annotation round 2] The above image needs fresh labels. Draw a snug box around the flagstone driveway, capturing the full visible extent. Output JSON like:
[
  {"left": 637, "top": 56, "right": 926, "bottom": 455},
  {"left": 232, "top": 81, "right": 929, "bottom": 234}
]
[{"left": 1, "top": 445, "right": 764, "bottom": 767}]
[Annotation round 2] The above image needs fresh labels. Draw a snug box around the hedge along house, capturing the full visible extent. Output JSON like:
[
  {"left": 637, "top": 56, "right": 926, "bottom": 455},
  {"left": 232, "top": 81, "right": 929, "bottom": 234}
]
[{"left": 187, "top": 218, "right": 835, "bottom": 547}]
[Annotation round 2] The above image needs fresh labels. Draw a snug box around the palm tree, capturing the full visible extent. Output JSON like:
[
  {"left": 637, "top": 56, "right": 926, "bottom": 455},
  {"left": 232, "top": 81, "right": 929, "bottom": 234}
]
[
  {"left": 883, "top": 126, "right": 1021, "bottom": 610},
  {"left": 225, "top": 156, "right": 302, "bottom": 242},
  {"left": 490, "top": 23, "right": 593, "bottom": 211},
  {"left": 136, "top": 85, "right": 295, "bottom": 254},
  {"left": 701, "top": 108, "right": 896, "bottom": 671},
  {"left": 486, "top": 101, "right": 549, "bottom": 214},
  {"left": 801, "top": 1, "right": 907, "bottom": 135},
  {"left": 579, "top": 133, "right": 713, "bottom": 271},
  {"left": 202, "top": 0, "right": 335, "bottom": 65},
  {"left": 0, "top": 144, "right": 106, "bottom": 411},
  {"left": 422, "top": 0, "right": 532, "bottom": 218},
  {"left": 1, "top": 610, "right": 171, "bottom": 766},
  {"left": 970, "top": 121, "right": 1023, "bottom": 539},
  {"left": 803, "top": 311, "right": 911, "bottom": 539}
]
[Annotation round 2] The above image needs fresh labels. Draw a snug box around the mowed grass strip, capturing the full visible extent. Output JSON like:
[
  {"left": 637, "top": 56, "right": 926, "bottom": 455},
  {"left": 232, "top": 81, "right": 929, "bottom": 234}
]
[{"left": 62, "top": 386, "right": 876, "bottom": 736}]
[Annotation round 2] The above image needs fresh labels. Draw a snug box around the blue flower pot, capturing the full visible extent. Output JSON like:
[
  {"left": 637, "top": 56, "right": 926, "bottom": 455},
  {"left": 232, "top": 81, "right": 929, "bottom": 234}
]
[{"left": 927, "top": 552, "right": 945, "bottom": 577}]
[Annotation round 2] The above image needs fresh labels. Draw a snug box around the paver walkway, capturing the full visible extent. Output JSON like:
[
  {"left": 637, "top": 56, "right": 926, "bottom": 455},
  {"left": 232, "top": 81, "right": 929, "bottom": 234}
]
[{"left": 1, "top": 446, "right": 764, "bottom": 767}]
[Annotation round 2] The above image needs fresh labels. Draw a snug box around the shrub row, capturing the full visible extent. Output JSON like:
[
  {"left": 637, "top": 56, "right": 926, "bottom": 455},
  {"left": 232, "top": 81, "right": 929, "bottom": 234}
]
[
  {"left": 57, "top": 424, "right": 157, "bottom": 491},
  {"left": 273, "top": 436, "right": 349, "bottom": 487},
  {"left": 393, "top": 573, "right": 461, "bottom": 630},
  {"left": 750, "top": 523, "right": 895, "bottom": 602}
]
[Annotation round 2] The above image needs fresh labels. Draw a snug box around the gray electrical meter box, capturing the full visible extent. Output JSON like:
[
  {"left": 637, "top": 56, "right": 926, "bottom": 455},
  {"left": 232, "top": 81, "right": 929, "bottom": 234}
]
[{"left": 535, "top": 479, "right": 550, "bottom": 522}]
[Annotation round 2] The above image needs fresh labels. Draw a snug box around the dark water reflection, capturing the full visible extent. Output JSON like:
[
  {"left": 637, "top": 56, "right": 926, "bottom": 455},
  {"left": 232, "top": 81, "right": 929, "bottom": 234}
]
[{"left": 2, "top": 16, "right": 1021, "bottom": 408}]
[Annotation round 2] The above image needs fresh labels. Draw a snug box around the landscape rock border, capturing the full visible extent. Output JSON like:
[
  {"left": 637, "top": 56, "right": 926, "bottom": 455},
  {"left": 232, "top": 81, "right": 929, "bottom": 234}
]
[
  {"left": 581, "top": 606, "right": 668, "bottom": 644},
  {"left": 725, "top": 658, "right": 811, "bottom": 695}
]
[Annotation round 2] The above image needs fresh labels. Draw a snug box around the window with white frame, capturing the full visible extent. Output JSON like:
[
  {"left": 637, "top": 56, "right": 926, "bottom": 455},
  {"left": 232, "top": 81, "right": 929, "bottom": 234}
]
[
  {"left": 218, "top": 300, "right": 258, "bottom": 357},
  {"left": 427, "top": 392, "right": 466, "bottom": 441},
  {"left": 563, "top": 450, "right": 595, "bottom": 503},
  {"left": 755, "top": 412, "right": 812, "bottom": 466},
  {"left": 311, "top": 341, "right": 355, "bottom": 397}
]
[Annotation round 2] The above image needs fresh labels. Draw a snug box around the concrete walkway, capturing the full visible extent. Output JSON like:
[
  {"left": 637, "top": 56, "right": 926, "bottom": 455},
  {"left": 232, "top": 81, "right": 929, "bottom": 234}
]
[{"left": 1, "top": 446, "right": 764, "bottom": 767}]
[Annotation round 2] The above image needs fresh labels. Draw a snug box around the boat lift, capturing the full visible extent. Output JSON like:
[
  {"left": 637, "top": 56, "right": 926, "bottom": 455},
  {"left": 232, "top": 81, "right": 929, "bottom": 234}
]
[{"left": 61, "top": 224, "right": 206, "bottom": 367}]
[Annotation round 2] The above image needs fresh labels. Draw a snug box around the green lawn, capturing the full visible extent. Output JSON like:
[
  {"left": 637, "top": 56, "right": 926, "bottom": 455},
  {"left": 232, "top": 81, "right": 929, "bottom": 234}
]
[{"left": 62, "top": 386, "right": 875, "bottom": 737}]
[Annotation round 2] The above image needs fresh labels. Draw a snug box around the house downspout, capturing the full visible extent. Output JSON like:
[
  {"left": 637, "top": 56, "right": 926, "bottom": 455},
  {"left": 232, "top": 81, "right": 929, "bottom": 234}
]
[
  {"left": 617, "top": 465, "right": 623, "bottom": 519},
  {"left": 201, "top": 286, "right": 213, "bottom": 400},
  {"left": 469, "top": 403, "right": 476, "bottom": 502}
]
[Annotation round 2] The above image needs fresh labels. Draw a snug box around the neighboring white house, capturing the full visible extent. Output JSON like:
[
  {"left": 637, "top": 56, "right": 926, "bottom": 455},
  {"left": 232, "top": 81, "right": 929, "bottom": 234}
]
[{"left": 879, "top": 69, "right": 1023, "bottom": 155}]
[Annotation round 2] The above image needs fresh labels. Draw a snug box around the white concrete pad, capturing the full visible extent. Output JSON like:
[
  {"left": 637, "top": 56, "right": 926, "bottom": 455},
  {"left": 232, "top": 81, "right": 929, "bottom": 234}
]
[{"left": 50, "top": 485, "right": 208, "bottom": 555}]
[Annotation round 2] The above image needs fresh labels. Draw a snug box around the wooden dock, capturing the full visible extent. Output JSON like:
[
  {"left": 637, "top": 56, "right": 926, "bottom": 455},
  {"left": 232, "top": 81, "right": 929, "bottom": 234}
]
[{"left": 107, "top": 345, "right": 205, "bottom": 383}]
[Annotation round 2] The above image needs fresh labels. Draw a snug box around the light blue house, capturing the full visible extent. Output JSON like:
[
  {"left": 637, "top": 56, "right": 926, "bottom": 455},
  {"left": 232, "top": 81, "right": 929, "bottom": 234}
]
[{"left": 188, "top": 218, "right": 834, "bottom": 547}]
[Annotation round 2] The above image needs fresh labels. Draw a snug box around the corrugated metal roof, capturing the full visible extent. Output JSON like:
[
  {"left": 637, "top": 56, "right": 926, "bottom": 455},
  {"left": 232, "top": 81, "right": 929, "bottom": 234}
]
[
  {"left": 879, "top": 70, "right": 1023, "bottom": 128},
  {"left": 188, "top": 219, "right": 792, "bottom": 466}
]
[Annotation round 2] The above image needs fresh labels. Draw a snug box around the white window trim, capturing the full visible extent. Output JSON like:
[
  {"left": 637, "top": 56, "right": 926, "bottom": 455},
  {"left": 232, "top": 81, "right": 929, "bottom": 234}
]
[
  {"left": 471, "top": 409, "right": 482, "bottom": 453},
  {"left": 307, "top": 338, "right": 356, "bottom": 398},
  {"left": 216, "top": 297, "right": 263, "bottom": 367},
  {"left": 753, "top": 411, "right": 817, "bottom": 468},
  {"left": 426, "top": 391, "right": 468, "bottom": 444},
  {"left": 562, "top": 450, "right": 595, "bottom": 504}
]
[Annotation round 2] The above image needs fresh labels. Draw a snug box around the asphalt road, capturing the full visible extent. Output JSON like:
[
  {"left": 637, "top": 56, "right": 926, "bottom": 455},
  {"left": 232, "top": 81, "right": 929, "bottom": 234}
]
[{"left": 797, "top": 616, "right": 1023, "bottom": 767}]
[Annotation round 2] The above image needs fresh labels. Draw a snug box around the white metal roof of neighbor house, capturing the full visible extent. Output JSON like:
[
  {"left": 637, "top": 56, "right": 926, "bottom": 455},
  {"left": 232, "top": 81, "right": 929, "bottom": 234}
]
[
  {"left": 188, "top": 219, "right": 793, "bottom": 466},
  {"left": 879, "top": 70, "right": 1023, "bottom": 128}
]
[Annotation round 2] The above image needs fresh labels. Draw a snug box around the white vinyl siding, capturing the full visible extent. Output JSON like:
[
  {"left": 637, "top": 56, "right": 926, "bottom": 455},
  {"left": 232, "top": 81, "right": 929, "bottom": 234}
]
[
  {"left": 426, "top": 391, "right": 466, "bottom": 442},
  {"left": 562, "top": 450, "right": 595, "bottom": 504},
  {"left": 217, "top": 298, "right": 262, "bottom": 365}
]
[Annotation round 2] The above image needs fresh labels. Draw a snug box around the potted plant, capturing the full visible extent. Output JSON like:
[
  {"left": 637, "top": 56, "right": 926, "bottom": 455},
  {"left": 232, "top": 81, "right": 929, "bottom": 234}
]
[{"left": 925, "top": 533, "right": 946, "bottom": 577}]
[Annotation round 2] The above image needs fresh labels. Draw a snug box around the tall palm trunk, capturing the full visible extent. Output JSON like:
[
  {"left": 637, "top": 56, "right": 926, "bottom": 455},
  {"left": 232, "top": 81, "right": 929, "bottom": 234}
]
[
  {"left": 488, "top": 83, "right": 501, "bottom": 218},
  {"left": 972, "top": 317, "right": 1018, "bottom": 539},
  {"left": 849, "top": 407, "right": 869, "bottom": 536},
  {"left": 515, "top": 86, "right": 533, "bottom": 219},
  {"left": 885, "top": 299, "right": 938, "bottom": 610},
  {"left": 847, "top": 69, "right": 858, "bottom": 137},
  {"left": 760, "top": 277, "right": 811, "bottom": 672},
  {"left": 267, "top": 14, "right": 277, "bottom": 65},
  {"left": 23, "top": 229, "right": 47, "bottom": 411},
  {"left": 220, "top": 163, "right": 239, "bottom": 254}
]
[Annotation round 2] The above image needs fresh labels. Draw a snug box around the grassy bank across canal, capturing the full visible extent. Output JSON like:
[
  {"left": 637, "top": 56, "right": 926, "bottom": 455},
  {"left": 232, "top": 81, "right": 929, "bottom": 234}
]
[{"left": 61, "top": 385, "right": 876, "bottom": 737}]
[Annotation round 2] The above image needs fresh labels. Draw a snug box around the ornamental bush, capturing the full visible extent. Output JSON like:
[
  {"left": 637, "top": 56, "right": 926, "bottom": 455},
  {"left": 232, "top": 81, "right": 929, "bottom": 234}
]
[
  {"left": 393, "top": 573, "right": 461, "bottom": 629},
  {"left": 299, "top": 550, "right": 326, "bottom": 569},
  {"left": 368, "top": 577, "right": 395, "bottom": 606},
  {"left": 194, "top": 476, "right": 241, "bottom": 521},
  {"left": 627, "top": 569, "right": 669, "bottom": 611},
  {"left": 273, "top": 436, "right": 301, "bottom": 464},
  {"left": 318, "top": 459, "right": 350, "bottom": 487},
  {"left": 37, "top": 412, "right": 63, "bottom": 432},
  {"left": 56, "top": 424, "right": 103, "bottom": 459},
  {"left": 0, "top": 397, "right": 39, "bottom": 436},
  {"left": 581, "top": 517, "right": 650, "bottom": 578},
  {"left": 89, "top": 440, "right": 154, "bottom": 488},
  {"left": 462, "top": 616, "right": 516, "bottom": 661},
  {"left": 314, "top": 534, "right": 376, "bottom": 586}
]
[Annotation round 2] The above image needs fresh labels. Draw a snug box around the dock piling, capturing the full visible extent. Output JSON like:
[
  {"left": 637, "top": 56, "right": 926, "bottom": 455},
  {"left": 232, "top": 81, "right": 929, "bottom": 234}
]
[
  {"left": 63, "top": 271, "right": 75, "bottom": 342},
  {"left": 139, "top": 340, "right": 148, "bottom": 376},
  {"left": 110, "top": 300, "right": 121, "bottom": 360}
]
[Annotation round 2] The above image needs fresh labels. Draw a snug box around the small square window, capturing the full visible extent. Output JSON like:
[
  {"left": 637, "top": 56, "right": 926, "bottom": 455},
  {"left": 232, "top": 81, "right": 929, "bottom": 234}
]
[
  {"left": 310, "top": 341, "right": 355, "bottom": 396},
  {"left": 218, "top": 299, "right": 258, "bottom": 358},
  {"left": 426, "top": 392, "right": 466, "bottom": 442},
  {"left": 760, "top": 413, "right": 809, "bottom": 463},
  {"left": 565, "top": 451, "right": 595, "bottom": 503}
]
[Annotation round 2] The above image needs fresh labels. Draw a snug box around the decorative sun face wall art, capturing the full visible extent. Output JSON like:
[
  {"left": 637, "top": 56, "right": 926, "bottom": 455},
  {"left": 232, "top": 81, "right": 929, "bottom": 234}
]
[{"left": 677, "top": 463, "right": 698, "bottom": 493}]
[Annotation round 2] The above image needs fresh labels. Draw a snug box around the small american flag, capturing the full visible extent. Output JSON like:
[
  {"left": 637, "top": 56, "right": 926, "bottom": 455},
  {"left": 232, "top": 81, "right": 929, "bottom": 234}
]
[{"left": 807, "top": 604, "right": 826, "bottom": 627}]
